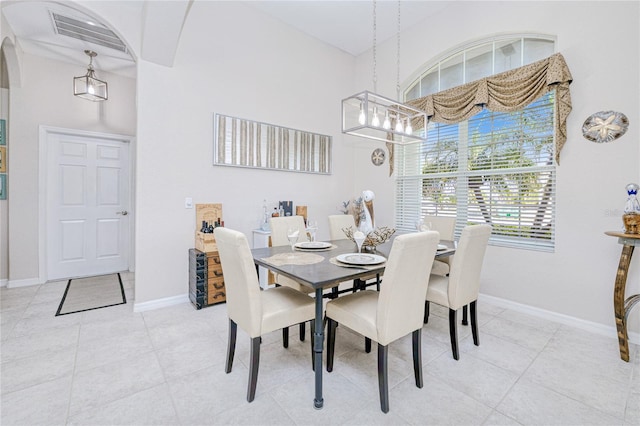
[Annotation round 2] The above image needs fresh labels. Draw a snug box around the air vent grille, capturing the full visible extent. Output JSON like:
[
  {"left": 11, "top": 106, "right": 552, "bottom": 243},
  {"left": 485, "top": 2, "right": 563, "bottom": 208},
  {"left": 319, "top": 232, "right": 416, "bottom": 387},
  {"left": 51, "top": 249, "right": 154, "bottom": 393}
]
[{"left": 51, "top": 12, "right": 128, "bottom": 54}]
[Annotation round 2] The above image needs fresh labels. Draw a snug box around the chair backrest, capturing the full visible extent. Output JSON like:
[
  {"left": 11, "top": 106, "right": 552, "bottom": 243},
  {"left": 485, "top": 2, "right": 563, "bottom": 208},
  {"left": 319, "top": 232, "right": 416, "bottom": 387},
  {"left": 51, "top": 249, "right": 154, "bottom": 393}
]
[
  {"left": 376, "top": 231, "right": 439, "bottom": 345},
  {"left": 328, "top": 214, "right": 356, "bottom": 240},
  {"left": 447, "top": 224, "right": 492, "bottom": 309},
  {"left": 269, "top": 216, "right": 307, "bottom": 247},
  {"left": 425, "top": 215, "right": 456, "bottom": 240},
  {"left": 214, "top": 227, "right": 263, "bottom": 337}
]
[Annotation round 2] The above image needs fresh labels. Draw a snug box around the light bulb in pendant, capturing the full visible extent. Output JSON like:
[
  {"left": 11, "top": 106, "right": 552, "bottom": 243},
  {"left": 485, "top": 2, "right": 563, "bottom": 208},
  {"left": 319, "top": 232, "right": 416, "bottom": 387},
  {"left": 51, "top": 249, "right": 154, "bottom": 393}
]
[
  {"left": 405, "top": 118, "right": 412, "bottom": 135},
  {"left": 371, "top": 106, "right": 380, "bottom": 127},
  {"left": 395, "top": 116, "right": 404, "bottom": 133},
  {"left": 88, "top": 84, "right": 95, "bottom": 95},
  {"left": 358, "top": 101, "right": 366, "bottom": 125},
  {"left": 383, "top": 110, "right": 391, "bottom": 129}
]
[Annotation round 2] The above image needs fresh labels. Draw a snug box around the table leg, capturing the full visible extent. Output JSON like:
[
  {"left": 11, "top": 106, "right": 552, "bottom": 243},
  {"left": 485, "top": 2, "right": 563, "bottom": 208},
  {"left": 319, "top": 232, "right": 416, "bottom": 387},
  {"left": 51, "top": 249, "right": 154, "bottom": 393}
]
[
  {"left": 613, "top": 244, "right": 635, "bottom": 362},
  {"left": 313, "top": 288, "right": 324, "bottom": 408}
]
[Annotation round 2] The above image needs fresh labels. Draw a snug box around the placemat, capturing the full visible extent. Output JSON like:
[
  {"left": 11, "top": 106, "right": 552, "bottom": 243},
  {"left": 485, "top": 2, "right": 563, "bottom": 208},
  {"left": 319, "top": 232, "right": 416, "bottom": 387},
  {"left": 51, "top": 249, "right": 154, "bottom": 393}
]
[{"left": 261, "top": 252, "right": 324, "bottom": 266}]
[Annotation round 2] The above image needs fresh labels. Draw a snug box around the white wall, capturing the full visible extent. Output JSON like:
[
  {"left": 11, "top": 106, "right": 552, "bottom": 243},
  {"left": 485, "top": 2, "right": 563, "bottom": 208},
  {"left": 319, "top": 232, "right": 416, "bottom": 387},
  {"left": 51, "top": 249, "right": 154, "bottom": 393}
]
[
  {"left": 6, "top": 53, "right": 136, "bottom": 283},
  {"left": 354, "top": 1, "right": 640, "bottom": 332},
  {"left": 133, "top": 2, "right": 357, "bottom": 304},
  {"left": 1, "top": 14, "right": 17, "bottom": 284},
  {"left": 3, "top": 0, "right": 638, "bottom": 335}
]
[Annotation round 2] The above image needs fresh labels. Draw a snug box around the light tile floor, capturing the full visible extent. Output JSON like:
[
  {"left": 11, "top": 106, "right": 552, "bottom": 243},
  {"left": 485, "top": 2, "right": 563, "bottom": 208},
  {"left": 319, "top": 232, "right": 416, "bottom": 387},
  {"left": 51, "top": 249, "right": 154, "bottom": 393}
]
[{"left": 1, "top": 273, "right": 639, "bottom": 425}]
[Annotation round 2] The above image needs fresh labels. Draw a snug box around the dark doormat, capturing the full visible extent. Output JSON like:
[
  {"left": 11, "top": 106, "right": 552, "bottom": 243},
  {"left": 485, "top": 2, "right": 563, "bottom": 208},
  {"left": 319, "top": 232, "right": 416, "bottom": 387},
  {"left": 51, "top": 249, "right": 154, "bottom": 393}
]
[{"left": 55, "top": 273, "right": 126, "bottom": 316}]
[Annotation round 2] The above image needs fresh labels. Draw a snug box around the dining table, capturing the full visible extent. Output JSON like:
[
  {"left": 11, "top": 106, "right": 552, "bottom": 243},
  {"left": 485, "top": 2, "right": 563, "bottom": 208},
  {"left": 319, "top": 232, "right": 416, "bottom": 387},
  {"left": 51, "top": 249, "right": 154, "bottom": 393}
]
[{"left": 250, "top": 234, "right": 456, "bottom": 409}]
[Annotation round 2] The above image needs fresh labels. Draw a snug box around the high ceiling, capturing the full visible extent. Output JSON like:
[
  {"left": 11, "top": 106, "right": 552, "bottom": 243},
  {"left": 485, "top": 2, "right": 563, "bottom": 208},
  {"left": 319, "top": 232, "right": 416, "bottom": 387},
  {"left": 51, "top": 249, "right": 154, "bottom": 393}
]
[
  {"left": 1, "top": 0, "right": 450, "bottom": 78},
  {"left": 246, "top": 1, "right": 450, "bottom": 56}
]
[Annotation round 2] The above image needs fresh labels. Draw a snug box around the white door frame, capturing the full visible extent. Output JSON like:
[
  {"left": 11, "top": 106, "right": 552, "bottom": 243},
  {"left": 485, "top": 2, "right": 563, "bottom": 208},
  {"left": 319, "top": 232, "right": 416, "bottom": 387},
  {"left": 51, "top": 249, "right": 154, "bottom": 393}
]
[{"left": 38, "top": 125, "right": 136, "bottom": 283}]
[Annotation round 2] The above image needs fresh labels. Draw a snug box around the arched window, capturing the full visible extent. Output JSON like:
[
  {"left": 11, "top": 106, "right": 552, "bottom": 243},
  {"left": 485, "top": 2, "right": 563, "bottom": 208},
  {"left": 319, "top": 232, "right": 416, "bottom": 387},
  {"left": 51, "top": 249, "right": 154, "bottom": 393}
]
[{"left": 396, "top": 35, "right": 558, "bottom": 251}]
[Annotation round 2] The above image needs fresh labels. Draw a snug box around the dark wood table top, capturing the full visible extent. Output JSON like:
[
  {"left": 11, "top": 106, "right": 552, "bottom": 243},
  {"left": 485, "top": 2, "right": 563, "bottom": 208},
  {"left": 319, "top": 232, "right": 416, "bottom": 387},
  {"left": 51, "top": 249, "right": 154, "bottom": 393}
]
[{"left": 251, "top": 235, "right": 455, "bottom": 291}]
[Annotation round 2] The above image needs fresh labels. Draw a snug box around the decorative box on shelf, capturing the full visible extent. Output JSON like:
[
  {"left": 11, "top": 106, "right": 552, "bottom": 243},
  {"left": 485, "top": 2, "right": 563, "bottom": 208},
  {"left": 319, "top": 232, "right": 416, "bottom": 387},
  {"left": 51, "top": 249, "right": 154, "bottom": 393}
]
[
  {"left": 195, "top": 203, "right": 223, "bottom": 252},
  {"left": 195, "top": 232, "right": 217, "bottom": 253}
]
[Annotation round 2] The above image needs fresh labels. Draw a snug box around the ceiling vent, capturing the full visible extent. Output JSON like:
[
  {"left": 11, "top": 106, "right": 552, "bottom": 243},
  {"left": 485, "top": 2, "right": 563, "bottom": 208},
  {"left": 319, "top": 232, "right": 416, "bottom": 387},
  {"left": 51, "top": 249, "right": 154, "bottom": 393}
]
[{"left": 51, "top": 12, "right": 128, "bottom": 54}]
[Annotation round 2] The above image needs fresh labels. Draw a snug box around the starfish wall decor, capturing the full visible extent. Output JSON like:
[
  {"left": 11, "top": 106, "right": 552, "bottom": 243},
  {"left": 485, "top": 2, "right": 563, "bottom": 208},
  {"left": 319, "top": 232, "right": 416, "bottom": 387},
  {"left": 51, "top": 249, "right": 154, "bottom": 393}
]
[{"left": 582, "top": 111, "right": 629, "bottom": 143}]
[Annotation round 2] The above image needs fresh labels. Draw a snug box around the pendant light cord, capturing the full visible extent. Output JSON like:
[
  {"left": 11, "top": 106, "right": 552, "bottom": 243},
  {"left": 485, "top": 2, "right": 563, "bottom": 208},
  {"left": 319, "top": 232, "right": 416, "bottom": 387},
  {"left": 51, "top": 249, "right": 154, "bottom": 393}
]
[
  {"left": 372, "top": 0, "right": 377, "bottom": 93},
  {"left": 396, "top": 0, "right": 401, "bottom": 100}
]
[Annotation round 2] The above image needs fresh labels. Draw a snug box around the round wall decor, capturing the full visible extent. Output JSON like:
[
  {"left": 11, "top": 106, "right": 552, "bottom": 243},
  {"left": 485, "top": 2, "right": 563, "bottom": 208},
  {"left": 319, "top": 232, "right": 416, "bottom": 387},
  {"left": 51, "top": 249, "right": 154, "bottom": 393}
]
[
  {"left": 371, "top": 148, "right": 385, "bottom": 166},
  {"left": 582, "top": 111, "right": 629, "bottom": 143}
]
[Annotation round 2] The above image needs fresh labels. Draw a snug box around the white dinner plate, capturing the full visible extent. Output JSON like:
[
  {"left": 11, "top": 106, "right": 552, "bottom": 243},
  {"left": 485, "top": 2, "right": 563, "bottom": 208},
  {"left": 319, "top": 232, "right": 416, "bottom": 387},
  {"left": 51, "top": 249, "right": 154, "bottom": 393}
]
[
  {"left": 437, "top": 244, "right": 448, "bottom": 251},
  {"left": 336, "top": 253, "right": 386, "bottom": 266},
  {"left": 294, "top": 241, "right": 333, "bottom": 250}
]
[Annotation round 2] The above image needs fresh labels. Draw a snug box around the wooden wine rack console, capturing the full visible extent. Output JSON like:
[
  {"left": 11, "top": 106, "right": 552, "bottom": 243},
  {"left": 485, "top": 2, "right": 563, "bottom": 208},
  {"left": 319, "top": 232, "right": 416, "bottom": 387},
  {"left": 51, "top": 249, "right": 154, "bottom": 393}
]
[{"left": 189, "top": 248, "right": 226, "bottom": 309}]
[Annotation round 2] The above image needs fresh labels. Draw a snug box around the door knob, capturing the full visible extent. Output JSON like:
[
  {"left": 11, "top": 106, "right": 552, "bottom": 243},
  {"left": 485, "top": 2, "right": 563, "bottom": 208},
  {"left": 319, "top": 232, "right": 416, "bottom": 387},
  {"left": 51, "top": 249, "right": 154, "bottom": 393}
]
[{"left": 116, "top": 211, "right": 128, "bottom": 215}]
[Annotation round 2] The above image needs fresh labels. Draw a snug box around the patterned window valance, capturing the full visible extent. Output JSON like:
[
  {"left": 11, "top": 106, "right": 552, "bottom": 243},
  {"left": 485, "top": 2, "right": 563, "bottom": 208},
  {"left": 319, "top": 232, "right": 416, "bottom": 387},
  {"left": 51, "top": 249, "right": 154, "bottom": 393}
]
[{"left": 406, "top": 53, "right": 573, "bottom": 164}]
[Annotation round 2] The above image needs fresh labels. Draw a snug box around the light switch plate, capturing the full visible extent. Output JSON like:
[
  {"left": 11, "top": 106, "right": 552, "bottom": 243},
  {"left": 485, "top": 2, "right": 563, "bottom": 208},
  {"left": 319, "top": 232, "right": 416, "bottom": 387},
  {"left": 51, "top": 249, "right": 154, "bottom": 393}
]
[{"left": 185, "top": 197, "right": 193, "bottom": 209}]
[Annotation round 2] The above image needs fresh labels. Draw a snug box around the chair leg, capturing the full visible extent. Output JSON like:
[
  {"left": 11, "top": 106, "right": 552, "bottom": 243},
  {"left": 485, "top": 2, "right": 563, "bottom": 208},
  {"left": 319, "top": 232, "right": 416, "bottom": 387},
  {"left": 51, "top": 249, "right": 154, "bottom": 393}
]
[
  {"left": 300, "top": 322, "right": 306, "bottom": 342},
  {"left": 326, "top": 318, "right": 337, "bottom": 372},
  {"left": 365, "top": 337, "right": 372, "bottom": 353},
  {"left": 470, "top": 300, "right": 479, "bottom": 346},
  {"left": 378, "top": 343, "right": 390, "bottom": 413},
  {"left": 247, "top": 336, "right": 260, "bottom": 402},
  {"left": 225, "top": 319, "right": 237, "bottom": 374},
  {"left": 412, "top": 329, "right": 423, "bottom": 388},
  {"left": 462, "top": 304, "right": 468, "bottom": 325},
  {"left": 282, "top": 327, "right": 289, "bottom": 348},
  {"left": 376, "top": 273, "right": 381, "bottom": 291},
  {"left": 423, "top": 301, "right": 430, "bottom": 324},
  {"left": 449, "top": 308, "right": 459, "bottom": 360}
]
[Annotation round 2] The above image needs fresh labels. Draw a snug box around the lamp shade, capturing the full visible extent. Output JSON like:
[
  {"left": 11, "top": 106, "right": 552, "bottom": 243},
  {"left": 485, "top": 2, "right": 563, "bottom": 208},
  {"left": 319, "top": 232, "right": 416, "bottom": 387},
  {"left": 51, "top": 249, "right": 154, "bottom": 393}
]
[
  {"left": 74, "top": 72, "right": 108, "bottom": 101},
  {"left": 342, "top": 91, "right": 427, "bottom": 145},
  {"left": 74, "top": 50, "right": 108, "bottom": 101}
]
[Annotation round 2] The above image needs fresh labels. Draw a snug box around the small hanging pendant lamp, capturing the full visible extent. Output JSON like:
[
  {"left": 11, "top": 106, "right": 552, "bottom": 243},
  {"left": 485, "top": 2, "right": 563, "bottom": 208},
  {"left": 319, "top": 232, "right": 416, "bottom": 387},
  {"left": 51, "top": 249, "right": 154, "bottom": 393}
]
[{"left": 74, "top": 50, "right": 108, "bottom": 101}]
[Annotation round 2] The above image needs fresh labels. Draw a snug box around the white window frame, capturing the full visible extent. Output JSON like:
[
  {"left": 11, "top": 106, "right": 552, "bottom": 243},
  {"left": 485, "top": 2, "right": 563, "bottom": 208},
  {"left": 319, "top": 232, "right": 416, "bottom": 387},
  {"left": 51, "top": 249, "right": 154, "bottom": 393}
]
[{"left": 397, "top": 34, "right": 557, "bottom": 252}]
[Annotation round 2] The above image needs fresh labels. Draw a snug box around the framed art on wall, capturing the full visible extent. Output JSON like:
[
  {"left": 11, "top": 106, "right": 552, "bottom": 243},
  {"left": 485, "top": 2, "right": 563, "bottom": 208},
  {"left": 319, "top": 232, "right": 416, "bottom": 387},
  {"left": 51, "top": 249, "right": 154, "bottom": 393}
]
[
  {"left": 0, "top": 174, "right": 6, "bottom": 200},
  {"left": 213, "top": 113, "right": 332, "bottom": 174},
  {"left": 0, "top": 146, "right": 6, "bottom": 173},
  {"left": 0, "top": 119, "right": 5, "bottom": 145}
]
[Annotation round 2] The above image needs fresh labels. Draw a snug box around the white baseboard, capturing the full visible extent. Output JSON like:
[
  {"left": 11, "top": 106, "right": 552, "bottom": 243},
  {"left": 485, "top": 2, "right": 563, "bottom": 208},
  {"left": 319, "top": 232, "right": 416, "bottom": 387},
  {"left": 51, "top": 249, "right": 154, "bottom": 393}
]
[
  {"left": 133, "top": 293, "right": 189, "bottom": 312},
  {"left": 479, "top": 293, "right": 639, "bottom": 345},
  {"left": 7, "top": 277, "right": 42, "bottom": 288},
  {"left": 0, "top": 278, "right": 7, "bottom": 287}
]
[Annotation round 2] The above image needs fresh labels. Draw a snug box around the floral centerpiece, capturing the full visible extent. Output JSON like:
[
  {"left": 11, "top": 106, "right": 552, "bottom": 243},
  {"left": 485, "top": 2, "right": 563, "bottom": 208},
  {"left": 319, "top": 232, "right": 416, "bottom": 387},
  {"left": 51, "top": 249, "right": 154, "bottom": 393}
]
[{"left": 342, "top": 226, "right": 396, "bottom": 250}]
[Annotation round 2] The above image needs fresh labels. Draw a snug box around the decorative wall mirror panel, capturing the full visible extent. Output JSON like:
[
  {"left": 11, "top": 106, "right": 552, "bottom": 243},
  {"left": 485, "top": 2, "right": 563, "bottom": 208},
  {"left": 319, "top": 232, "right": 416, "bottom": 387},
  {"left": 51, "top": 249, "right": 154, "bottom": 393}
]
[{"left": 214, "top": 113, "right": 332, "bottom": 174}]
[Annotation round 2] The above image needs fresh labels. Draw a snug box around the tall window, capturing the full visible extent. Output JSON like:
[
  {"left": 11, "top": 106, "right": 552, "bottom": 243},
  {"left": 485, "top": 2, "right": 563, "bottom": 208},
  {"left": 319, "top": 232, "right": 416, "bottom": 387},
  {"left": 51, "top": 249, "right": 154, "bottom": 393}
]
[{"left": 397, "top": 36, "right": 557, "bottom": 251}]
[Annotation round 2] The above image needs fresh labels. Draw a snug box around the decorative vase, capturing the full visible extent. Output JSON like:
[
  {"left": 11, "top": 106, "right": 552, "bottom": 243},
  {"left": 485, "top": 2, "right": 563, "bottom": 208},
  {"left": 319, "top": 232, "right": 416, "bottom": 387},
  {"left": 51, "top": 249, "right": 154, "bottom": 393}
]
[{"left": 623, "top": 183, "right": 640, "bottom": 234}]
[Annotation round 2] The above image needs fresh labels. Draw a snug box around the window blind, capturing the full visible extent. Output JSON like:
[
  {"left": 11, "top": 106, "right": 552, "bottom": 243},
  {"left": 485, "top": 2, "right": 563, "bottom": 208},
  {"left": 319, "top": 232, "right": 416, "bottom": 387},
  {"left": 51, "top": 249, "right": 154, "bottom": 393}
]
[{"left": 396, "top": 92, "right": 556, "bottom": 251}]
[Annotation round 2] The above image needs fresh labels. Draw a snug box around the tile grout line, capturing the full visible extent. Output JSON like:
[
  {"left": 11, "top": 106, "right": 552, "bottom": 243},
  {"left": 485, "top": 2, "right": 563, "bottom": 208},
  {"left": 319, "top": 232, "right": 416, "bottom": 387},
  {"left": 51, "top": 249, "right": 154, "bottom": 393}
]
[
  {"left": 64, "top": 313, "right": 83, "bottom": 425},
  {"left": 141, "top": 305, "right": 184, "bottom": 425},
  {"left": 483, "top": 320, "right": 559, "bottom": 425}
]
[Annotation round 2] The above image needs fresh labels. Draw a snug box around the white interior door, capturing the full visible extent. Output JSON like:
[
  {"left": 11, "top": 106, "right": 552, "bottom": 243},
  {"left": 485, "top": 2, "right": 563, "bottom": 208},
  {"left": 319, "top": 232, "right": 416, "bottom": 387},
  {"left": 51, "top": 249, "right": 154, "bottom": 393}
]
[{"left": 46, "top": 131, "right": 130, "bottom": 280}]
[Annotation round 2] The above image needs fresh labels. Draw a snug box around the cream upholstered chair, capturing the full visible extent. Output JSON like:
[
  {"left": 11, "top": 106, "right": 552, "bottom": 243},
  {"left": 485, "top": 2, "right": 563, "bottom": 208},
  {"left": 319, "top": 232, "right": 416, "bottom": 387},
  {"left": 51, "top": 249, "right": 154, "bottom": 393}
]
[
  {"left": 214, "top": 227, "right": 315, "bottom": 402},
  {"left": 269, "top": 216, "right": 314, "bottom": 343},
  {"left": 424, "top": 224, "right": 491, "bottom": 360},
  {"left": 424, "top": 215, "right": 456, "bottom": 277},
  {"left": 328, "top": 214, "right": 356, "bottom": 240},
  {"left": 325, "top": 231, "right": 439, "bottom": 413}
]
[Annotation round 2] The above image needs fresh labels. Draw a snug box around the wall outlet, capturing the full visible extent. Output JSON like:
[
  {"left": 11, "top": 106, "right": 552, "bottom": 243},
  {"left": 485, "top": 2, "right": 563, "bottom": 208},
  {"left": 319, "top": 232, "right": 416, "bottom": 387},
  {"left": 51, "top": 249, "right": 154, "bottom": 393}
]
[{"left": 185, "top": 197, "right": 193, "bottom": 209}]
